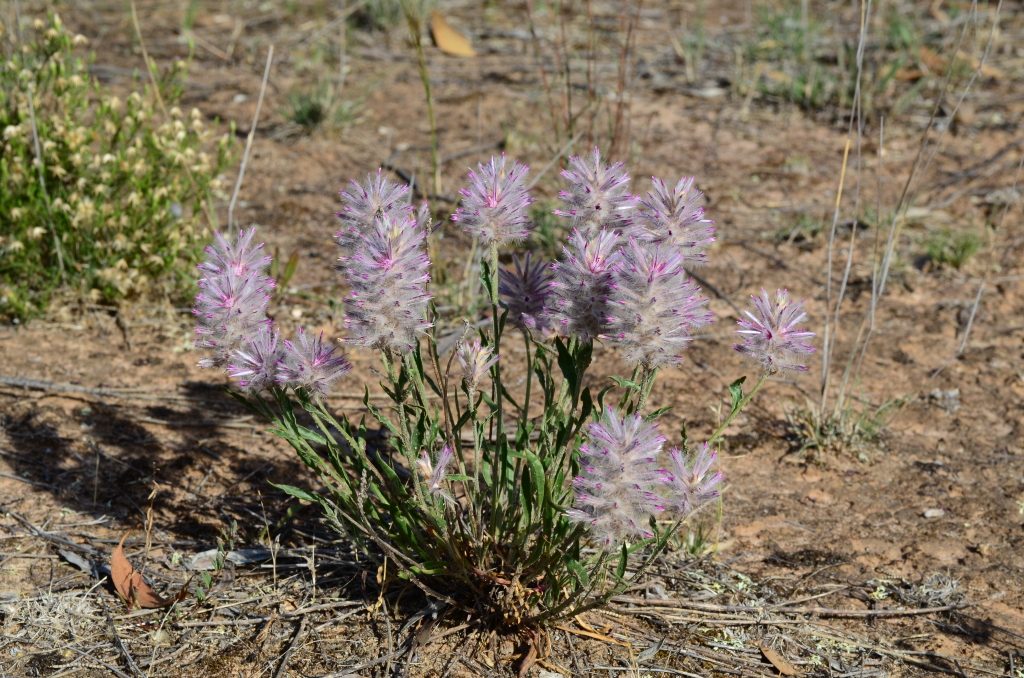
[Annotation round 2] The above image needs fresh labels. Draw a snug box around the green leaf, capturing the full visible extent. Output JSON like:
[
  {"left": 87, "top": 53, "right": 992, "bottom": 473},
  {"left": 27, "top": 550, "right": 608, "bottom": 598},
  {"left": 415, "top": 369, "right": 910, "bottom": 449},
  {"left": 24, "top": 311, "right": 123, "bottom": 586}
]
[
  {"left": 565, "top": 557, "right": 590, "bottom": 588},
  {"left": 298, "top": 428, "right": 328, "bottom": 445},
  {"left": 580, "top": 387, "right": 594, "bottom": 423},
  {"left": 615, "top": 542, "right": 628, "bottom": 580},
  {"left": 555, "top": 338, "right": 578, "bottom": 393},
  {"left": 271, "top": 483, "right": 318, "bottom": 502},
  {"left": 607, "top": 375, "right": 641, "bottom": 391},
  {"left": 728, "top": 376, "right": 747, "bottom": 413},
  {"left": 646, "top": 405, "right": 673, "bottom": 420}
]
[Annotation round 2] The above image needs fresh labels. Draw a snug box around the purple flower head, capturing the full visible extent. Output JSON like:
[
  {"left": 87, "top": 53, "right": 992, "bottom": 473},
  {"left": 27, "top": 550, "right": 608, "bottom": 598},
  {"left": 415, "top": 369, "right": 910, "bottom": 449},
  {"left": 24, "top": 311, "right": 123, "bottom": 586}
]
[
  {"left": 278, "top": 328, "right": 351, "bottom": 399},
  {"left": 545, "top": 229, "right": 621, "bottom": 342},
  {"left": 341, "top": 213, "right": 433, "bottom": 354},
  {"left": 457, "top": 337, "right": 499, "bottom": 394},
  {"left": 733, "top": 288, "right": 816, "bottom": 373},
  {"left": 631, "top": 177, "right": 716, "bottom": 266},
  {"left": 416, "top": 445, "right": 456, "bottom": 505},
  {"left": 553, "top": 148, "right": 636, "bottom": 237},
  {"left": 601, "top": 240, "right": 714, "bottom": 369},
  {"left": 193, "top": 228, "right": 275, "bottom": 368},
  {"left": 198, "top": 227, "right": 273, "bottom": 278},
  {"left": 226, "top": 326, "right": 282, "bottom": 393},
  {"left": 498, "top": 252, "right": 553, "bottom": 334},
  {"left": 664, "top": 444, "right": 724, "bottom": 516},
  {"left": 451, "top": 154, "right": 534, "bottom": 247},
  {"left": 566, "top": 406, "right": 667, "bottom": 549},
  {"left": 337, "top": 169, "right": 412, "bottom": 230}
]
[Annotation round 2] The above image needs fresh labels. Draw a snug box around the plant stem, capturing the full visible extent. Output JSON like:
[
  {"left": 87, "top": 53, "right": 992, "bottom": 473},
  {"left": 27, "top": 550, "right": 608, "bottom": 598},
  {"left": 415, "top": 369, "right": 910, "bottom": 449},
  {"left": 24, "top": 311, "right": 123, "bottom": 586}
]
[
  {"left": 707, "top": 372, "right": 769, "bottom": 445},
  {"left": 404, "top": 6, "right": 440, "bottom": 198},
  {"left": 520, "top": 329, "right": 533, "bottom": 429},
  {"left": 635, "top": 365, "right": 657, "bottom": 413}
]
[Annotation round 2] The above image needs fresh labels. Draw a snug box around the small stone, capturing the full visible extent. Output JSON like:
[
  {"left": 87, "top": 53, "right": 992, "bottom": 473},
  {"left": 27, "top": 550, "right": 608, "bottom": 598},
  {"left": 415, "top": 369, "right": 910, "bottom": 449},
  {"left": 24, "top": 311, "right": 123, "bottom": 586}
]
[{"left": 923, "top": 508, "right": 945, "bottom": 518}]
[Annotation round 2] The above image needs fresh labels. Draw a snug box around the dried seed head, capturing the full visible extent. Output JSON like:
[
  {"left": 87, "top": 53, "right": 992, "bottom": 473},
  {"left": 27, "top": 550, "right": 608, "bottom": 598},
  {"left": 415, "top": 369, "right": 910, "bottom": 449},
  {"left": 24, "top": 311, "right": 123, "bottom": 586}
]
[{"left": 457, "top": 338, "right": 499, "bottom": 394}]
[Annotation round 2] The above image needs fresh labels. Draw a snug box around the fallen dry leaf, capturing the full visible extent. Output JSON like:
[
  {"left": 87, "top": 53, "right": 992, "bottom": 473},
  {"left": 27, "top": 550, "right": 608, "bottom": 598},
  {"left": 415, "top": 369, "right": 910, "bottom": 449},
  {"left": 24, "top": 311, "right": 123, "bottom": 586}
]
[
  {"left": 111, "top": 530, "right": 184, "bottom": 609},
  {"left": 760, "top": 645, "right": 799, "bottom": 676},
  {"left": 430, "top": 11, "right": 475, "bottom": 57}
]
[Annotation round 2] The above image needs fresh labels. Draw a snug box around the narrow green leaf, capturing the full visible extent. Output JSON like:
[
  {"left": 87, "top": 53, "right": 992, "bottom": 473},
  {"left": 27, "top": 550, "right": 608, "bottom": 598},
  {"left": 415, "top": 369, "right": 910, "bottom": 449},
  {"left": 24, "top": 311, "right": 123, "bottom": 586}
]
[
  {"left": 271, "top": 483, "right": 318, "bottom": 502},
  {"left": 565, "top": 557, "right": 589, "bottom": 588},
  {"left": 607, "top": 375, "right": 641, "bottom": 391},
  {"left": 615, "top": 542, "right": 628, "bottom": 580},
  {"left": 728, "top": 376, "right": 747, "bottom": 413},
  {"left": 645, "top": 405, "right": 673, "bottom": 420}
]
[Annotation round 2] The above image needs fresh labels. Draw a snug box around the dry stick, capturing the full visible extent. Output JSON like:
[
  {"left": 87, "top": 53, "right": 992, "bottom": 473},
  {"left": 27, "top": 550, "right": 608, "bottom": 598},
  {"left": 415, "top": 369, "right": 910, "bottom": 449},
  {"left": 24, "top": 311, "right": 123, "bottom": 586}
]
[
  {"left": 228, "top": 46, "right": 274, "bottom": 230},
  {"left": 909, "top": 0, "right": 1004, "bottom": 212},
  {"left": 25, "top": 89, "right": 65, "bottom": 283},
  {"left": 851, "top": 1, "right": 980, "bottom": 391},
  {"left": 273, "top": 616, "right": 308, "bottom": 678},
  {"left": 608, "top": 593, "right": 1003, "bottom": 617},
  {"left": 526, "top": 131, "right": 584, "bottom": 191},
  {"left": 818, "top": 138, "right": 852, "bottom": 418}
]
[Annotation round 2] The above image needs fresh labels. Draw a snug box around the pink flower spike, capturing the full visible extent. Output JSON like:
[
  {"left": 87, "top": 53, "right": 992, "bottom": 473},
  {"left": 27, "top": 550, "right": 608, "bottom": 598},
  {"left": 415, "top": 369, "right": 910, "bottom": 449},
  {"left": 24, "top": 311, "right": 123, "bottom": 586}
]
[
  {"left": 664, "top": 444, "right": 723, "bottom": 517},
  {"left": 602, "top": 239, "right": 713, "bottom": 369},
  {"left": 566, "top": 406, "right": 667, "bottom": 550},
  {"left": 499, "top": 252, "right": 553, "bottom": 334},
  {"left": 545, "top": 229, "right": 621, "bottom": 342},
  {"left": 733, "top": 288, "right": 816, "bottom": 373},
  {"left": 630, "top": 176, "right": 716, "bottom": 265},
  {"left": 227, "top": 326, "right": 282, "bottom": 393},
  {"left": 451, "top": 154, "right": 534, "bottom": 247},
  {"left": 336, "top": 169, "right": 413, "bottom": 244},
  {"left": 278, "top": 328, "right": 352, "bottom": 399},
  {"left": 553, "top": 147, "right": 636, "bottom": 237}
]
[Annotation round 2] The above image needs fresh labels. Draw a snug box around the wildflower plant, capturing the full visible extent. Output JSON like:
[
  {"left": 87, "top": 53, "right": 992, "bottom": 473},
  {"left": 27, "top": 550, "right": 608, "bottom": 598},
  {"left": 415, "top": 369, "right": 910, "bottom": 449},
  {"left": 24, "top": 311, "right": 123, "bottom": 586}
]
[
  {"left": 195, "top": 148, "right": 815, "bottom": 625},
  {"left": 0, "top": 14, "right": 232, "bottom": 319}
]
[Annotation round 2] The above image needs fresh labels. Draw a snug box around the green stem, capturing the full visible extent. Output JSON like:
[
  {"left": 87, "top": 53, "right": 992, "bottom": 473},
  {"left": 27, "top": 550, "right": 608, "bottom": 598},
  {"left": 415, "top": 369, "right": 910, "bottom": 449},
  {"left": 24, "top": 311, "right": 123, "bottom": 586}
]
[
  {"left": 617, "top": 364, "right": 642, "bottom": 410},
  {"left": 706, "top": 372, "right": 770, "bottom": 446},
  {"left": 487, "top": 242, "right": 506, "bottom": 515},
  {"left": 520, "top": 329, "right": 533, "bottom": 429},
  {"left": 635, "top": 366, "right": 657, "bottom": 414}
]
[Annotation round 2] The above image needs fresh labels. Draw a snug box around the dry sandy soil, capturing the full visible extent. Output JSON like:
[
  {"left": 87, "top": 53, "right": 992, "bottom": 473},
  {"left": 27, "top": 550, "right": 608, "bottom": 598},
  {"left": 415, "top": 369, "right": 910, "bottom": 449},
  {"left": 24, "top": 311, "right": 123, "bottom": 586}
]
[{"left": 1, "top": 0, "right": 1023, "bottom": 676}]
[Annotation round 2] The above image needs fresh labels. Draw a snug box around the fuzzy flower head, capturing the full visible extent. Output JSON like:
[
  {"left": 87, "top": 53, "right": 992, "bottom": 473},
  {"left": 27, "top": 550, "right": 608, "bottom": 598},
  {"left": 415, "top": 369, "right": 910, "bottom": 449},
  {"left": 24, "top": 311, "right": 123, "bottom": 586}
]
[
  {"left": 631, "top": 177, "right": 715, "bottom": 265},
  {"left": 193, "top": 228, "right": 275, "bottom": 368},
  {"left": 457, "top": 337, "right": 499, "bottom": 394},
  {"left": 665, "top": 444, "right": 723, "bottom": 516},
  {"left": 416, "top": 445, "right": 456, "bottom": 505},
  {"left": 553, "top": 148, "right": 636, "bottom": 237},
  {"left": 498, "top": 252, "right": 553, "bottom": 334},
  {"left": 546, "top": 229, "right": 621, "bottom": 342},
  {"left": 336, "top": 170, "right": 413, "bottom": 251},
  {"left": 226, "top": 326, "right": 282, "bottom": 393},
  {"left": 342, "top": 214, "right": 433, "bottom": 354},
  {"left": 602, "top": 240, "right": 713, "bottom": 369},
  {"left": 278, "top": 328, "right": 352, "bottom": 399},
  {"left": 733, "top": 288, "right": 816, "bottom": 373},
  {"left": 567, "top": 407, "right": 667, "bottom": 549},
  {"left": 451, "top": 154, "right": 534, "bottom": 247}
]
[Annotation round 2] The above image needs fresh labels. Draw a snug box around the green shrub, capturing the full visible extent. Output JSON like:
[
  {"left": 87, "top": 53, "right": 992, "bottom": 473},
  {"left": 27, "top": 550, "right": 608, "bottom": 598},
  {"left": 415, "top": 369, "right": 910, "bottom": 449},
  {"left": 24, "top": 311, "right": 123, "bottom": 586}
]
[
  {"left": 925, "top": 227, "right": 982, "bottom": 270},
  {"left": 0, "top": 14, "right": 232, "bottom": 319}
]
